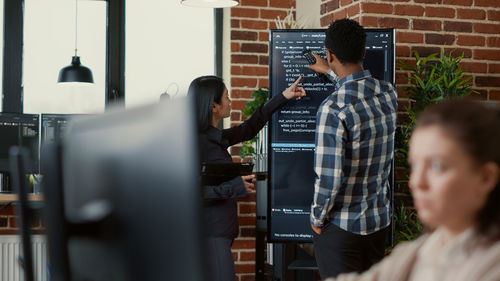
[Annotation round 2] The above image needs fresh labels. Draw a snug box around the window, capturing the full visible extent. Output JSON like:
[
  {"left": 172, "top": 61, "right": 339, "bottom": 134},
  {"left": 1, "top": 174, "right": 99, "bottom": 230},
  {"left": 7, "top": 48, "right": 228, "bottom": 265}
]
[
  {"left": 23, "top": 0, "right": 106, "bottom": 114},
  {"left": 126, "top": 0, "right": 215, "bottom": 107}
]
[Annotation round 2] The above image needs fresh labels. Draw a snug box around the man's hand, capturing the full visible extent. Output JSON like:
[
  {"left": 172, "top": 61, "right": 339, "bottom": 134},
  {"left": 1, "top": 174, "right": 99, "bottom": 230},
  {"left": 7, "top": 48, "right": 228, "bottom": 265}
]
[
  {"left": 241, "top": 174, "right": 256, "bottom": 193},
  {"left": 282, "top": 76, "right": 307, "bottom": 100},
  {"left": 308, "top": 52, "right": 330, "bottom": 75},
  {"left": 311, "top": 224, "right": 322, "bottom": 235}
]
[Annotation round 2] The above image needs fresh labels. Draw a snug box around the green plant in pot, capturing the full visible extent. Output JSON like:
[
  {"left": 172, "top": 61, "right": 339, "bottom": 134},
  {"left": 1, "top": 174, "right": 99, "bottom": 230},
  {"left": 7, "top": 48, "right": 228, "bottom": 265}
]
[
  {"left": 239, "top": 87, "right": 269, "bottom": 161},
  {"left": 393, "top": 49, "right": 477, "bottom": 245}
]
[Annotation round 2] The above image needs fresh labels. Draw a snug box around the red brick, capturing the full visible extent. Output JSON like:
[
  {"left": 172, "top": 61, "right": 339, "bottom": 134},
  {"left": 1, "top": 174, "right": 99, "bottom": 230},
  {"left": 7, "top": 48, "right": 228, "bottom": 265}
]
[
  {"left": 241, "top": 43, "right": 268, "bottom": 53},
  {"left": 361, "top": 2, "right": 393, "bottom": 14},
  {"left": 476, "top": 76, "right": 500, "bottom": 87},
  {"left": 474, "top": 23, "right": 500, "bottom": 34},
  {"left": 231, "top": 111, "right": 242, "bottom": 121},
  {"left": 379, "top": 18, "right": 409, "bottom": 29},
  {"left": 232, "top": 65, "right": 243, "bottom": 75},
  {"left": 360, "top": 16, "right": 378, "bottom": 27},
  {"left": 260, "top": 9, "right": 288, "bottom": 20},
  {"left": 411, "top": 46, "right": 441, "bottom": 57},
  {"left": 9, "top": 217, "right": 17, "bottom": 228},
  {"left": 0, "top": 230, "right": 18, "bottom": 235},
  {"left": 240, "top": 251, "right": 256, "bottom": 261},
  {"left": 238, "top": 216, "right": 256, "bottom": 226},
  {"left": 232, "top": 54, "right": 259, "bottom": 64},
  {"left": 444, "top": 21, "right": 472, "bottom": 33},
  {"left": 232, "top": 42, "right": 241, "bottom": 52},
  {"left": 232, "top": 78, "right": 258, "bottom": 88},
  {"left": 321, "top": 13, "right": 335, "bottom": 27},
  {"left": 233, "top": 239, "right": 256, "bottom": 249},
  {"left": 474, "top": 49, "right": 500, "bottom": 60},
  {"left": 488, "top": 64, "right": 500, "bottom": 73},
  {"left": 488, "top": 10, "right": 500, "bottom": 21},
  {"left": 232, "top": 30, "right": 258, "bottom": 41},
  {"left": 340, "top": 0, "right": 352, "bottom": 6},
  {"left": 443, "top": 0, "right": 472, "bottom": 5},
  {"left": 490, "top": 90, "right": 500, "bottom": 100},
  {"left": 444, "top": 47, "right": 472, "bottom": 58},
  {"left": 241, "top": 66, "right": 268, "bottom": 76},
  {"left": 258, "top": 55, "right": 268, "bottom": 65},
  {"left": 232, "top": 19, "right": 240, "bottom": 28},
  {"left": 397, "top": 45, "right": 411, "bottom": 57},
  {"left": 347, "top": 3, "right": 360, "bottom": 17},
  {"left": 241, "top": 19, "right": 268, "bottom": 30},
  {"left": 333, "top": 9, "right": 347, "bottom": 20},
  {"left": 415, "top": 0, "right": 442, "bottom": 3},
  {"left": 457, "top": 8, "right": 486, "bottom": 20},
  {"left": 258, "top": 78, "right": 269, "bottom": 88},
  {"left": 0, "top": 205, "right": 15, "bottom": 215},
  {"left": 258, "top": 31, "right": 269, "bottom": 42},
  {"left": 396, "top": 72, "right": 409, "bottom": 84},
  {"left": 457, "top": 35, "right": 485, "bottom": 46},
  {"left": 240, "top": 227, "right": 256, "bottom": 237},
  {"left": 425, "top": 7, "right": 455, "bottom": 18},
  {"left": 269, "top": 0, "right": 295, "bottom": 8},
  {"left": 231, "top": 89, "right": 254, "bottom": 99},
  {"left": 235, "top": 264, "right": 254, "bottom": 274},
  {"left": 425, "top": 33, "right": 455, "bottom": 45},
  {"left": 0, "top": 217, "right": 7, "bottom": 227},
  {"left": 240, "top": 0, "right": 267, "bottom": 7},
  {"left": 239, "top": 203, "right": 256, "bottom": 214},
  {"left": 475, "top": 0, "right": 500, "bottom": 7},
  {"left": 231, "top": 7, "right": 259, "bottom": 18},
  {"left": 487, "top": 37, "right": 500, "bottom": 48},
  {"left": 397, "top": 31, "right": 423, "bottom": 43},
  {"left": 413, "top": 19, "right": 441, "bottom": 31},
  {"left": 321, "top": 0, "right": 340, "bottom": 14},
  {"left": 459, "top": 62, "right": 487, "bottom": 73},
  {"left": 394, "top": 5, "right": 424, "bottom": 16}
]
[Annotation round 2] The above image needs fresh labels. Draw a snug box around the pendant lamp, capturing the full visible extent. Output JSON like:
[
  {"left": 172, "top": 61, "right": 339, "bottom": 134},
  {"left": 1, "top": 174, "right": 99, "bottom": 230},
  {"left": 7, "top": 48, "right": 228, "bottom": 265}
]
[
  {"left": 58, "top": 0, "right": 94, "bottom": 83},
  {"left": 180, "top": 0, "right": 239, "bottom": 8}
]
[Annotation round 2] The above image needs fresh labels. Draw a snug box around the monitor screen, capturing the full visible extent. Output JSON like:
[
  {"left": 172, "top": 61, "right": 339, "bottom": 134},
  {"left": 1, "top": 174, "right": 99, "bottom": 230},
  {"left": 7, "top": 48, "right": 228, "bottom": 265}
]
[
  {"left": 0, "top": 113, "right": 40, "bottom": 173},
  {"left": 41, "top": 114, "right": 86, "bottom": 148},
  {"left": 42, "top": 97, "right": 206, "bottom": 281},
  {"left": 268, "top": 29, "right": 395, "bottom": 242}
]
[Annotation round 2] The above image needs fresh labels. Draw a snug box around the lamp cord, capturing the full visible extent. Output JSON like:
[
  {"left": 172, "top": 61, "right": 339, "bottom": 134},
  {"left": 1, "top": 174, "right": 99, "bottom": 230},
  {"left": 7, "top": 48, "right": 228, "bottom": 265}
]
[{"left": 74, "top": 0, "right": 78, "bottom": 57}]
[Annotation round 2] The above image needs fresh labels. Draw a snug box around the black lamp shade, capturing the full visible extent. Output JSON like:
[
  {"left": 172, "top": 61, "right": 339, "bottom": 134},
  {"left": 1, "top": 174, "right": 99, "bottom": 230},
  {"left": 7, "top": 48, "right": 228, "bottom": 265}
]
[{"left": 58, "top": 56, "right": 94, "bottom": 83}]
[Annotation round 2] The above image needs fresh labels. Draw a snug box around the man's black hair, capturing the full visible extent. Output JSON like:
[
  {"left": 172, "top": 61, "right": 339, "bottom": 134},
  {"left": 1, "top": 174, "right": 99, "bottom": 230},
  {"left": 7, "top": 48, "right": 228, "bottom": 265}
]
[{"left": 324, "top": 18, "right": 366, "bottom": 64}]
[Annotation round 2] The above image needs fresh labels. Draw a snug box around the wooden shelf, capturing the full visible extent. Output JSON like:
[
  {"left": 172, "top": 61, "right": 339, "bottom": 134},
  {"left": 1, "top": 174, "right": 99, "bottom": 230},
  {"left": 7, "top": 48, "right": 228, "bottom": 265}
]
[{"left": 0, "top": 193, "right": 44, "bottom": 203}]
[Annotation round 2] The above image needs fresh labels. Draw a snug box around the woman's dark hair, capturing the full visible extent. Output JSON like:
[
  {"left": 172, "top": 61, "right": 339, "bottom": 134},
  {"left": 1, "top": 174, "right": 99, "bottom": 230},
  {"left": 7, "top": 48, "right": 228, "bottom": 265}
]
[
  {"left": 324, "top": 18, "right": 366, "bottom": 64},
  {"left": 187, "top": 75, "right": 226, "bottom": 132},
  {"left": 415, "top": 99, "right": 500, "bottom": 242}
]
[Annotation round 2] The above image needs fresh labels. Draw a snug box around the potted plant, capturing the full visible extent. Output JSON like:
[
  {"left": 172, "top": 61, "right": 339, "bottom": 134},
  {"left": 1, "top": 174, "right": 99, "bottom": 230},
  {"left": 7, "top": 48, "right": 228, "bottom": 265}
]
[{"left": 393, "top": 48, "right": 477, "bottom": 245}]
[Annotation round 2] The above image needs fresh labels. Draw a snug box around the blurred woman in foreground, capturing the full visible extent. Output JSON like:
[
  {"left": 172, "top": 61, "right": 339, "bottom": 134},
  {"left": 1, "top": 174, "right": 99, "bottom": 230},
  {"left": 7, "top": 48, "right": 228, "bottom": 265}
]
[{"left": 327, "top": 99, "right": 500, "bottom": 281}]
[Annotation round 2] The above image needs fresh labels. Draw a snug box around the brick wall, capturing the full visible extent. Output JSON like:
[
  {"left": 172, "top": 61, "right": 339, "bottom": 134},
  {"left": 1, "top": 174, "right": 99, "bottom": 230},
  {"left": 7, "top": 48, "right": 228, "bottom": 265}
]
[
  {"left": 0, "top": 204, "right": 43, "bottom": 235},
  {"left": 229, "top": 0, "right": 499, "bottom": 279},
  {"left": 230, "top": 1, "right": 295, "bottom": 280}
]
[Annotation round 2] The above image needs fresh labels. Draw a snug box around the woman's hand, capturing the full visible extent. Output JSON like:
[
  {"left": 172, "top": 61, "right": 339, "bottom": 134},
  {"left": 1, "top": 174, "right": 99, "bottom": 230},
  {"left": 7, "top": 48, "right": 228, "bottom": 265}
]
[
  {"left": 241, "top": 174, "right": 256, "bottom": 193},
  {"left": 282, "top": 76, "right": 307, "bottom": 100},
  {"left": 308, "top": 52, "right": 331, "bottom": 75}
]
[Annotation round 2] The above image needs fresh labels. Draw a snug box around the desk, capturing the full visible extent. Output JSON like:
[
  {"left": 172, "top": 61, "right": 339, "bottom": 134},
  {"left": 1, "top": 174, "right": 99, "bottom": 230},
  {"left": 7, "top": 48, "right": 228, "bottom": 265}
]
[{"left": 0, "top": 194, "right": 43, "bottom": 203}]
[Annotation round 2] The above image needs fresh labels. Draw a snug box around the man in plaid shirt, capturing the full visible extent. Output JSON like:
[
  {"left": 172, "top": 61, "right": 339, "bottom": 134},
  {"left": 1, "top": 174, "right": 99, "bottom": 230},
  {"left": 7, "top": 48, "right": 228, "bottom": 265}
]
[{"left": 307, "top": 19, "right": 397, "bottom": 280}]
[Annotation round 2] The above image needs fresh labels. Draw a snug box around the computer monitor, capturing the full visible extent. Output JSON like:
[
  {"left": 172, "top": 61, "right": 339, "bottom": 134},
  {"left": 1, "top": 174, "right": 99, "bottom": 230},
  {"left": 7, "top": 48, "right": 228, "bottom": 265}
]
[
  {"left": 268, "top": 29, "right": 395, "bottom": 242},
  {"left": 0, "top": 113, "right": 40, "bottom": 173},
  {"left": 41, "top": 114, "right": 86, "bottom": 148},
  {"left": 41, "top": 97, "right": 206, "bottom": 281}
]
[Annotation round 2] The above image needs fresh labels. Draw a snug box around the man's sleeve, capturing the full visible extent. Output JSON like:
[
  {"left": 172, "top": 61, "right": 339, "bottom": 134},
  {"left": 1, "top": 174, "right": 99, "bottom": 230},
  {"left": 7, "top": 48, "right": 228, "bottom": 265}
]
[
  {"left": 327, "top": 69, "right": 340, "bottom": 88},
  {"left": 310, "top": 104, "right": 346, "bottom": 227}
]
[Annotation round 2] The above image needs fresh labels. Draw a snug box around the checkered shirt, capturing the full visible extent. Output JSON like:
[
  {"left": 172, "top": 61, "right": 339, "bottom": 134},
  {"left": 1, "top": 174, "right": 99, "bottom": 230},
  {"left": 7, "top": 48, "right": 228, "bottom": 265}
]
[{"left": 310, "top": 69, "right": 398, "bottom": 235}]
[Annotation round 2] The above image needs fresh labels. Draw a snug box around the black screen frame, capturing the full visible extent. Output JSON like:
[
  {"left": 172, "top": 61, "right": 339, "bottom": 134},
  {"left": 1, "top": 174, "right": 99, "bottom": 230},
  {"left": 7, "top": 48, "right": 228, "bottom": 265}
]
[{"left": 267, "top": 28, "right": 395, "bottom": 243}]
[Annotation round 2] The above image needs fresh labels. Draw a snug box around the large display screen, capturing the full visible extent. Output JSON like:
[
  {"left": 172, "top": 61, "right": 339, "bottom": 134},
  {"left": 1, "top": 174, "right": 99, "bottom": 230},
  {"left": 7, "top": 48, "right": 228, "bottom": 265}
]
[
  {"left": 0, "top": 113, "right": 40, "bottom": 173},
  {"left": 268, "top": 29, "right": 395, "bottom": 242}
]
